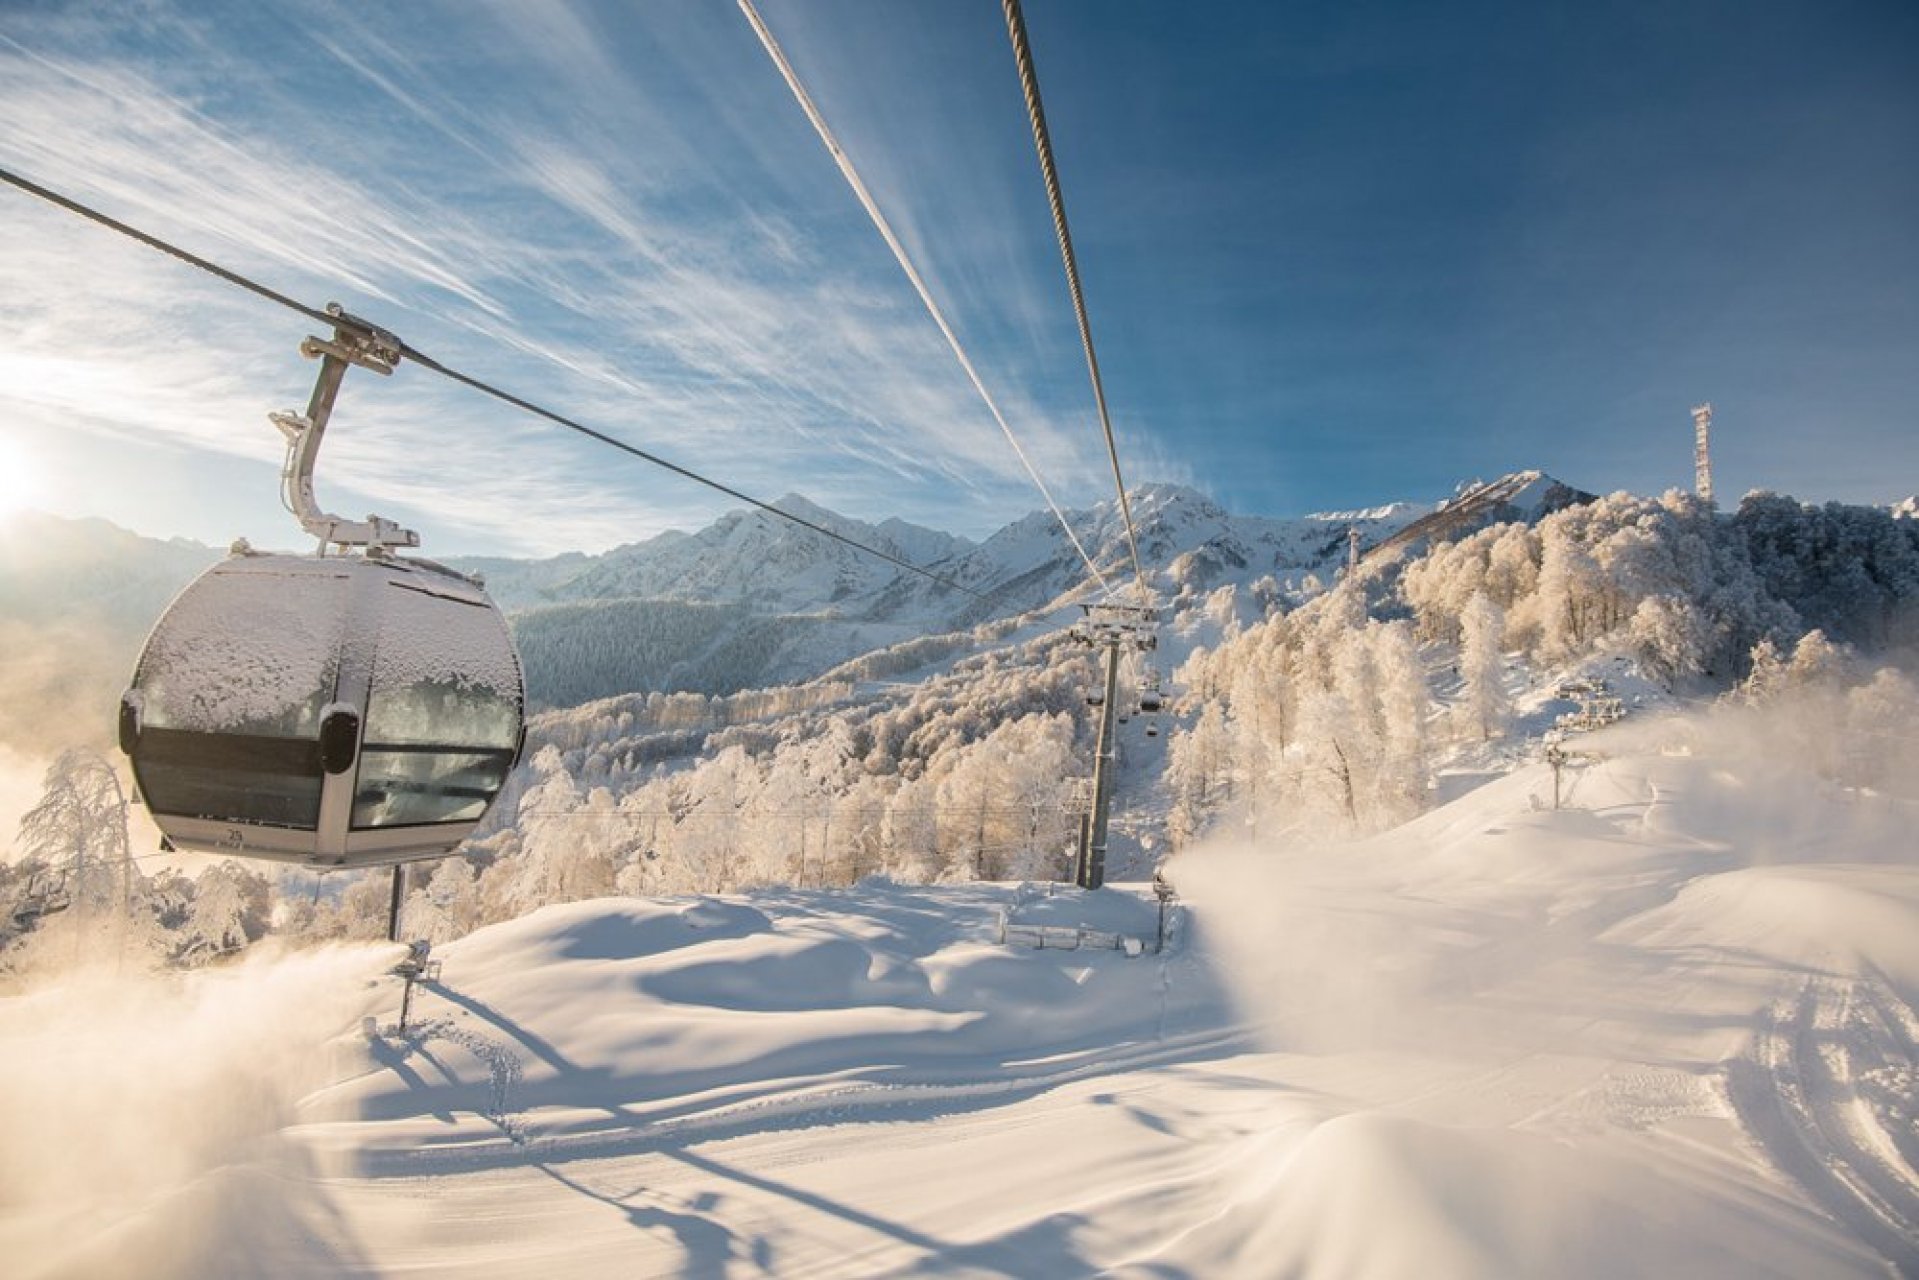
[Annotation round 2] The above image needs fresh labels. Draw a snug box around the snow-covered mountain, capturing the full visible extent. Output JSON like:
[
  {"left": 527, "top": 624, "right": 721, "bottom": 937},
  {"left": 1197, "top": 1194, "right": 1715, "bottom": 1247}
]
[
  {"left": 0, "top": 512, "right": 217, "bottom": 628},
  {"left": 459, "top": 494, "right": 973, "bottom": 615},
  {"left": 460, "top": 479, "right": 1477, "bottom": 703},
  {"left": 461, "top": 481, "right": 1429, "bottom": 622},
  {"left": 467, "top": 474, "right": 1583, "bottom": 642},
  {"left": 0, "top": 473, "right": 1570, "bottom": 721},
  {"left": 864, "top": 482, "right": 1426, "bottom": 622}
]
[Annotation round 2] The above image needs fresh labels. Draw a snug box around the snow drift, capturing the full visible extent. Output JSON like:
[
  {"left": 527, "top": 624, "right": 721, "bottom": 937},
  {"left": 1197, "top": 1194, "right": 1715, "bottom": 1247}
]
[{"left": 3, "top": 694, "right": 1916, "bottom": 1275}]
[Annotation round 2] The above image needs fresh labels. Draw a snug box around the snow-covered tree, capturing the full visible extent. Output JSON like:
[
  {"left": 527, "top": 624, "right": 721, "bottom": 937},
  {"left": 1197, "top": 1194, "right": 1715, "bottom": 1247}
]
[
  {"left": 1371, "top": 621, "right": 1431, "bottom": 823},
  {"left": 1737, "top": 636, "right": 1789, "bottom": 704},
  {"left": 175, "top": 860, "right": 270, "bottom": 965},
  {"left": 1841, "top": 666, "right": 1918, "bottom": 792},
  {"left": 1630, "top": 593, "right": 1708, "bottom": 689},
  {"left": 880, "top": 774, "right": 941, "bottom": 883},
  {"left": 405, "top": 857, "right": 483, "bottom": 944},
  {"left": 1167, "top": 702, "right": 1233, "bottom": 848},
  {"left": 1295, "top": 685, "right": 1361, "bottom": 825},
  {"left": 1532, "top": 522, "right": 1608, "bottom": 660},
  {"left": 15, "top": 747, "right": 132, "bottom": 922},
  {"left": 673, "top": 746, "right": 761, "bottom": 893},
  {"left": 1456, "top": 592, "right": 1510, "bottom": 740},
  {"left": 1787, "top": 629, "right": 1846, "bottom": 686}
]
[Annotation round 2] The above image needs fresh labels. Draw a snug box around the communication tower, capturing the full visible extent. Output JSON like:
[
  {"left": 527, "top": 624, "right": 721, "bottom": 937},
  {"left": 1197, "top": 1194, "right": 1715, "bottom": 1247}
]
[{"left": 1692, "top": 403, "right": 1713, "bottom": 505}]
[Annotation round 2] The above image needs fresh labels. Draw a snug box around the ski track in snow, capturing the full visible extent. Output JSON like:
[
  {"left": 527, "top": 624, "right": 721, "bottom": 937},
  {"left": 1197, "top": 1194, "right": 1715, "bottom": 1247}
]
[
  {"left": 1726, "top": 974, "right": 1919, "bottom": 1273},
  {"left": 359, "top": 1023, "right": 1255, "bottom": 1178},
  {"left": 409, "top": 1018, "right": 529, "bottom": 1146}
]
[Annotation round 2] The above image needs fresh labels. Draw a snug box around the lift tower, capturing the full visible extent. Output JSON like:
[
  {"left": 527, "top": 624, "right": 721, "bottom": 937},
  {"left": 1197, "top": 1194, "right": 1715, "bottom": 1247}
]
[
  {"left": 1692, "top": 403, "right": 1714, "bottom": 505},
  {"left": 1072, "top": 602, "right": 1157, "bottom": 889}
]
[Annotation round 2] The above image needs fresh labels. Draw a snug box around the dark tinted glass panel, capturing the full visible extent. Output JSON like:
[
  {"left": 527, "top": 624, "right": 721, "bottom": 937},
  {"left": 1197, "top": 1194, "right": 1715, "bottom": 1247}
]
[
  {"left": 351, "top": 747, "right": 513, "bottom": 829},
  {"left": 135, "top": 729, "right": 323, "bottom": 829}
]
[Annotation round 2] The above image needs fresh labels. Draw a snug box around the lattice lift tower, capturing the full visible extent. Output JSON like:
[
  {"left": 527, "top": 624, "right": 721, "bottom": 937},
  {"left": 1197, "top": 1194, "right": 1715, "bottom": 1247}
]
[
  {"left": 1071, "top": 602, "right": 1157, "bottom": 890},
  {"left": 1692, "top": 403, "right": 1714, "bottom": 505}
]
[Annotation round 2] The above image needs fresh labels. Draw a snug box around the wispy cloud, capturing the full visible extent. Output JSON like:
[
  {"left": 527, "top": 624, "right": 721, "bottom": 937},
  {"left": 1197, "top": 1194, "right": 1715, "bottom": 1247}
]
[{"left": 0, "top": 0, "right": 1129, "bottom": 556}]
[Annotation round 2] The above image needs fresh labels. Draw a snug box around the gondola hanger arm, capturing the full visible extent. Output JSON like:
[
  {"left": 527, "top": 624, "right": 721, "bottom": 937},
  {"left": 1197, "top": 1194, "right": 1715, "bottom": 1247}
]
[{"left": 268, "top": 303, "right": 420, "bottom": 554}]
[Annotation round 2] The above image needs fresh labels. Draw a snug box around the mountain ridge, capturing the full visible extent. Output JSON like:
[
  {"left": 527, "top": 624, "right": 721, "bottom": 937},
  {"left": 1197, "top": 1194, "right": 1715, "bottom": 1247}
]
[{"left": 0, "top": 473, "right": 1580, "bottom": 716}]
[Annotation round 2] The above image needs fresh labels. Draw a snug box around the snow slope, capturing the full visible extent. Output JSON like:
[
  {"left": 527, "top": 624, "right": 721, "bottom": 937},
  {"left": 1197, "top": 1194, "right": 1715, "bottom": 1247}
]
[{"left": 4, "top": 696, "right": 1915, "bottom": 1277}]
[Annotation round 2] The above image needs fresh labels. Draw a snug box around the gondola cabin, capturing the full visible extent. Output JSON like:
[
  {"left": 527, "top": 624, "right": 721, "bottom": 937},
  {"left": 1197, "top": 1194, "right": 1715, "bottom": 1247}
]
[{"left": 120, "top": 550, "right": 525, "bottom": 867}]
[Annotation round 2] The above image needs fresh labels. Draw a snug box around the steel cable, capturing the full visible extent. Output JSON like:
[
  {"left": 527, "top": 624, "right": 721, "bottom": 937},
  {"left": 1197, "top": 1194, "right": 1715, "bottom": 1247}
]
[
  {"left": 737, "top": 0, "right": 1113, "bottom": 597},
  {"left": 0, "top": 164, "right": 990, "bottom": 602},
  {"left": 1000, "top": 0, "right": 1151, "bottom": 607}
]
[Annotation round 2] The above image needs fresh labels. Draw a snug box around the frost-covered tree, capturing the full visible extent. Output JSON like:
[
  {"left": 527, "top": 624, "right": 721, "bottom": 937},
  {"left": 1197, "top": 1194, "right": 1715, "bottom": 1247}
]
[
  {"left": 15, "top": 747, "right": 131, "bottom": 922},
  {"left": 1456, "top": 592, "right": 1510, "bottom": 740},
  {"left": 673, "top": 746, "right": 761, "bottom": 892},
  {"left": 1, "top": 748, "right": 169, "bottom": 974},
  {"left": 880, "top": 774, "right": 941, "bottom": 883},
  {"left": 930, "top": 714, "right": 1077, "bottom": 880},
  {"left": 508, "top": 747, "right": 581, "bottom": 909},
  {"left": 1226, "top": 662, "right": 1290, "bottom": 815},
  {"left": 1371, "top": 621, "right": 1431, "bottom": 823},
  {"left": 1295, "top": 685, "right": 1361, "bottom": 825},
  {"left": 405, "top": 857, "right": 483, "bottom": 944},
  {"left": 1532, "top": 523, "right": 1608, "bottom": 660},
  {"left": 1167, "top": 702, "right": 1233, "bottom": 848},
  {"left": 936, "top": 739, "right": 1005, "bottom": 881},
  {"left": 826, "top": 772, "right": 896, "bottom": 885},
  {"left": 1737, "top": 636, "right": 1789, "bottom": 704},
  {"left": 1736, "top": 492, "right": 1919, "bottom": 648},
  {"left": 1842, "top": 666, "right": 1919, "bottom": 792},
  {"left": 1786, "top": 629, "right": 1846, "bottom": 686},
  {"left": 557, "top": 786, "right": 622, "bottom": 903},
  {"left": 175, "top": 860, "right": 270, "bottom": 965},
  {"left": 1629, "top": 594, "right": 1708, "bottom": 689}
]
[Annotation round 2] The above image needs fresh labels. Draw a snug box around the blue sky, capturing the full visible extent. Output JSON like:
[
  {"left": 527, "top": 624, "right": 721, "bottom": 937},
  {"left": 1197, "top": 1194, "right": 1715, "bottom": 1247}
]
[{"left": 1, "top": 0, "right": 1914, "bottom": 557}]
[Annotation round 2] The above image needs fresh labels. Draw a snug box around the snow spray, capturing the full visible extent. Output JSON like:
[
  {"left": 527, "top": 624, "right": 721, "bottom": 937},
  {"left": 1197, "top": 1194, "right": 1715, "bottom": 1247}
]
[{"left": 0, "top": 944, "right": 393, "bottom": 1278}]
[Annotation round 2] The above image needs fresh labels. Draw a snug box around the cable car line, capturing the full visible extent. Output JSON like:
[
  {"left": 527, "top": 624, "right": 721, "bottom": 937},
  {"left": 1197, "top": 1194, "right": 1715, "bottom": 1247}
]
[
  {"left": 0, "top": 164, "right": 989, "bottom": 604},
  {"left": 998, "top": 1, "right": 1164, "bottom": 886},
  {"left": 393, "top": 344, "right": 989, "bottom": 601},
  {"left": 736, "top": 0, "right": 1113, "bottom": 598},
  {"left": 1000, "top": 0, "right": 1151, "bottom": 608},
  {"left": 0, "top": 167, "right": 339, "bottom": 331}
]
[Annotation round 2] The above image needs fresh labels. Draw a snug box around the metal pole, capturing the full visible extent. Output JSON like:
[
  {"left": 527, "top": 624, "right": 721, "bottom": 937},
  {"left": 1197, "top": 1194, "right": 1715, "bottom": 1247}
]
[
  {"left": 1077, "top": 638, "right": 1123, "bottom": 890},
  {"left": 1153, "top": 873, "right": 1175, "bottom": 953},
  {"left": 398, "top": 968, "right": 416, "bottom": 1035},
  {"left": 386, "top": 864, "right": 406, "bottom": 942}
]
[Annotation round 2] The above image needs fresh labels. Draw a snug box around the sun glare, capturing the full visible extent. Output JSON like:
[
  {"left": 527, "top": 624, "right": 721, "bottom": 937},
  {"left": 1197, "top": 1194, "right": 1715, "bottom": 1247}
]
[{"left": 0, "top": 438, "right": 44, "bottom": 519}]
